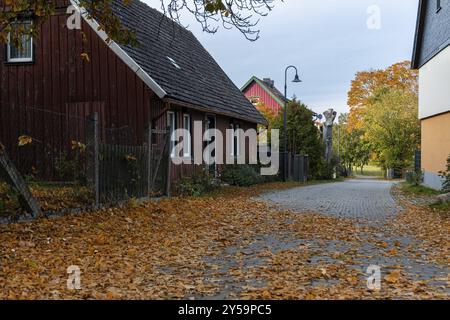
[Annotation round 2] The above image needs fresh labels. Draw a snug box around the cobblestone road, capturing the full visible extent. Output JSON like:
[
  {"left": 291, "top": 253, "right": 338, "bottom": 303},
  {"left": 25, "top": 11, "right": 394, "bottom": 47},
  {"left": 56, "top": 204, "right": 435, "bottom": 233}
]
[{"left": 259, "top": 179, "right": 400, "bottom": 221}]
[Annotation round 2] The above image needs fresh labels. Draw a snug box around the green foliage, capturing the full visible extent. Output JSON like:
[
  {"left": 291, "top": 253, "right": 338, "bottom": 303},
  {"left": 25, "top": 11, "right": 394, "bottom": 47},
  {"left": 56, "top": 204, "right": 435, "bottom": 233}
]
[
  {"left": 0, "top": 184, "right": 21, "bottom": 213},
  {"left": 178, "top": 169, "right": 218, "bottom": 197},
  {"left": 345, "top": 62, "right": 419, "bottom": 174},
  {"left": 336, "top": 89, "right": 420, "bottom": 175},
  {"left": 220, "top": 165, "right": 265, "bottom": 187},
  {"left": 333, "top": 113, "right": 371, "bottom": 176},
  {"left": 316, "top": 155, "right": 339, "bottom": 180},
  {"left": 122, "top": 154, "right": 142, "bottom": 190},
  {"left": 362, "top": 89, "right": 420, "bottom": 171},
  {"left": 429, "top": 201, "right": 450, "bottom": 212},
  {"left": 439, "top": 155, "right": 450, "bottom": 193},
  {"left": 406, "top": 170, "right": 424, "bottom": 186},
  {"left": 272, "top": 99, "right": 324, "bottom": 179},
  {"left": 54, "top": 151, "right": 87, "bottom": 185},
  {"left": 356, "top": 165, "right": 383, "bottom": 177},
  {"left": 400, "top": 182, "right": 441, "bottom": 196}
]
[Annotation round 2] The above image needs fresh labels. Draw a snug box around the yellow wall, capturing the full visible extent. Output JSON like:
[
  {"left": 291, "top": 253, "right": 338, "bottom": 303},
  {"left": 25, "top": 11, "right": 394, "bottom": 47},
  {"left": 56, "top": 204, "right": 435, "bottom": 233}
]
[{"left": 421, "top": 112, "right": 450, "bottom": 174}]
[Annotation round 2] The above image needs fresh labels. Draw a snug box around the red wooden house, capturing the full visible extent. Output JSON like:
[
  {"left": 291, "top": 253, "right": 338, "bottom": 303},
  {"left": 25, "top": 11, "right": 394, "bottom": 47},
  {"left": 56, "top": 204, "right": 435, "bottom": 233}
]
[
  {"left": 241, "top": 76, "right": 288, "bottom": 115},
  {"left": 0, "top": 0, "right": 267, "bottom": 186}
]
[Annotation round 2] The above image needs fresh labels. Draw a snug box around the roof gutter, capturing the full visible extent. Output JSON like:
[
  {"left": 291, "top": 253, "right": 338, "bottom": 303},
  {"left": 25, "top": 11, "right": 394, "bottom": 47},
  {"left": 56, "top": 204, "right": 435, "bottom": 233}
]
[
  {"left": 69, "top": 0, "right": 167, "bottom": 98},
  {"left": 163, "top": 97, "right": 268, "bottom": 126}
]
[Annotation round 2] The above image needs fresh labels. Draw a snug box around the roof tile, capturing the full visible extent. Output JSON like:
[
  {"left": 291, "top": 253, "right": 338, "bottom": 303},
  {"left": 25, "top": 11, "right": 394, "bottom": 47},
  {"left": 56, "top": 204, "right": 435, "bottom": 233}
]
[{"left": 110, "top": 0, "right": 267, "bottom": 125}]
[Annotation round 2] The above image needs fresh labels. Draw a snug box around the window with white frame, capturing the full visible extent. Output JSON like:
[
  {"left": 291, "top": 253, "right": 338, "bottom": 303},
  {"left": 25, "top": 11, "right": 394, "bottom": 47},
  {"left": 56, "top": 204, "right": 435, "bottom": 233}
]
[
  {"left": 249, "top": 96, "right": 261, "bottom": 106},
  {"left": 167, "top": 111, "right": 176, "bottom": 158},
  {"left": 183, "top": 114, "right": 191, "bottom": 158},
  {"left": 235, "top": 124, "right": 240, "bottom": 157},
  {"left": 7, "top": 21, "right": 33, "bottom": 63}
]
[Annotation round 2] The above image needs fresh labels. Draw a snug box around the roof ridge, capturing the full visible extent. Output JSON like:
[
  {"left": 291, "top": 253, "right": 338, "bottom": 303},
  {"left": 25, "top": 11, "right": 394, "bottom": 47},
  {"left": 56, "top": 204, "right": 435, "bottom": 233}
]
[{"left": 108, "top": 0, "right": 267, "bottom": 125}]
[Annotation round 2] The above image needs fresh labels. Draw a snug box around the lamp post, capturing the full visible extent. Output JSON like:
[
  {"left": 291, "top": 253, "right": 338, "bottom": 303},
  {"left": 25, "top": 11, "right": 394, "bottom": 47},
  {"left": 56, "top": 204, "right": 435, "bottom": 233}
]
[{"left": 283, "top": 66, "right": 302, "bottom": 181}]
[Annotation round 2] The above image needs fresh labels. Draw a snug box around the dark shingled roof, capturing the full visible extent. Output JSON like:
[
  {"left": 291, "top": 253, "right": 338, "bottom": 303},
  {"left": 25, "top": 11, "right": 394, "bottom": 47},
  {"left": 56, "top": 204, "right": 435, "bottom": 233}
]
[
  {"left": 109, "top": 0, "right": 267, "bottom": 125},
  {"left": 411, "top": 0, "right": 450, "bottom": 69},
  {"left": 258, "top": 77, "right": 288, "bottom": 104}
]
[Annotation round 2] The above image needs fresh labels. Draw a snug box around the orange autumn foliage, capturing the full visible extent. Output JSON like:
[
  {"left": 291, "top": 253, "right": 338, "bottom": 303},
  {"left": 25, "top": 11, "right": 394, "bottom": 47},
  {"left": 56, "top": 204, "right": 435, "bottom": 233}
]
[
  {"left": 347, "top": 61, "right": 418, "bottom": 131},
  {"left": 256, "top": 102, "right": 277, "bottom": 127}
]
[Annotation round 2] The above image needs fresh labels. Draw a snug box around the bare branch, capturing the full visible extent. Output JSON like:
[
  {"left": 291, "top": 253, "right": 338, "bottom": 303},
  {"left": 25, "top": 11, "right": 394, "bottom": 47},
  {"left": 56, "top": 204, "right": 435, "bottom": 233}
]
[
  {"left": 0, "top": 0, "right": 280, "bottom": 45},
  {"left": 158, "top": 0, "right": 280, "bottom": 41}
]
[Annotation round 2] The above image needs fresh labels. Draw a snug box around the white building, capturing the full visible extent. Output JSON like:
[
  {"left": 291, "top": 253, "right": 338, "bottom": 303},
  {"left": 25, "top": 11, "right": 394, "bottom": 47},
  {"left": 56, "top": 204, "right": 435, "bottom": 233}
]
[{"left": 412, "top": 0, "right": 450, "bottom": 190}]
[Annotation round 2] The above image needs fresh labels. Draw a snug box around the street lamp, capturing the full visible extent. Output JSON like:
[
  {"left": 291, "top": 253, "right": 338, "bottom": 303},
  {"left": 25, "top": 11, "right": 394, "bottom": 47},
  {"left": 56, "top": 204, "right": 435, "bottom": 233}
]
[{"left": 283, "top": 66, "right": 302, "bottom": 182}]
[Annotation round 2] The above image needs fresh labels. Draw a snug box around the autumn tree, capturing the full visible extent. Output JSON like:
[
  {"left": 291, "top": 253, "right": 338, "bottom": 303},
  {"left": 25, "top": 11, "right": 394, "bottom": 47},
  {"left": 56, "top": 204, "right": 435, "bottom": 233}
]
[
  {"left": 347, "top": 61, "right": 418, "bottom": 130},
  {"left": 256, "top": 103, "right": 277, "bottom": 126},
  {"left": 255, "top": 102, "right": 277, "bottom": 143},
  {"left": 333, "top": 113, "right": 370, "bottom": 176},
  {"left": 345, "top": 61, "right": 420, "bottom": 174},
  {"left": 0, "top": 0, "right": 278, "bottom": 46},
  {"left": 362, "top": 89, "right": 420, "bottom": 173}
]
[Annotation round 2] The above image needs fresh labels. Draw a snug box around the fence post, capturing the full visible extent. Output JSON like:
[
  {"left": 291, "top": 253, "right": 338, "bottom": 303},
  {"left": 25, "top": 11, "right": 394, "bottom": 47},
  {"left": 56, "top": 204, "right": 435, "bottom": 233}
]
[
  {"left": 0, "top": 147, "right": 42, "bottom": 218},
  {"left": 165, "top": 127, "right": 172, "bottom": 197},
  {"left": 304, "top": 155, "right": 309, "bottom": 183},
  {"left": 87, "top": 113, "right": 100, "bottom": 208},
  {"left": 147, "top": 124, "right": 153, "bottom": 197},
  {"left": 414, "top": 150, "right": 421, "bottom": 173}
]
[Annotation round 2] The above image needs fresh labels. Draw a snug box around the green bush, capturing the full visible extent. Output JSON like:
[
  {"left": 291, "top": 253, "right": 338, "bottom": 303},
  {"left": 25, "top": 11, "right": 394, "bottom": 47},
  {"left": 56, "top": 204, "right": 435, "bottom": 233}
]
[
  {"left": 54, "top": 151, "right": 87, "bottom": 185},
  {"left": 220, "top": 165, "right": 264, "bottom": 187},
  {"left": 400, "top": 182, "right": 441, "bottom": 196},
  {"left": 406, "top": 169, "right": 424, "bottom": 186},
  {"left": 439, "top": 155, "right": 450, "bottom": 193},
  {"left": 315, "top": 156, "right": 338, "bottom": 180},
  {"left": 177, "top": 169, "right": 218, "bottom": 197},
  {"left": 0, "top": 185, "right": 21, "bottom": 213}
]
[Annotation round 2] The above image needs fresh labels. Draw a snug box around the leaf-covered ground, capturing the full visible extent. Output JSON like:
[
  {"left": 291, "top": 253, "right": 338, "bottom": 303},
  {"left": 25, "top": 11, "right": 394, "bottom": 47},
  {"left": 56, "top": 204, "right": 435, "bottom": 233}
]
[
  {"left": 0, "top": 182, "right": 93, "bottom": 218},
  {"left": 0, "top": 182, "right": 448, "bottom": 300}
]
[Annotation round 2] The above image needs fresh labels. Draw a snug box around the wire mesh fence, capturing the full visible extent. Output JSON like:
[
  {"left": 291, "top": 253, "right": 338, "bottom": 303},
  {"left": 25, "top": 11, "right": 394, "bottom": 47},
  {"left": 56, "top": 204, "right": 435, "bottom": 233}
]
[
  {"left": 99, "top": 144, "right": 149, "bottom": 203},
  {"left": 0, "top": 104, "right": 170, "bottom": 216},
  {"left": 1, "top": 104, "right": 91, "bottom": 182}
]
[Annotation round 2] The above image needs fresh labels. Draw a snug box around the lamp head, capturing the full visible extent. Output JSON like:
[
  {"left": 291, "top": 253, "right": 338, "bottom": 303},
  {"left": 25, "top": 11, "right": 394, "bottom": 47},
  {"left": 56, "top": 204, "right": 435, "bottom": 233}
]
[{"left": 293, "top": 74, "right": 302, "bottom": 83}]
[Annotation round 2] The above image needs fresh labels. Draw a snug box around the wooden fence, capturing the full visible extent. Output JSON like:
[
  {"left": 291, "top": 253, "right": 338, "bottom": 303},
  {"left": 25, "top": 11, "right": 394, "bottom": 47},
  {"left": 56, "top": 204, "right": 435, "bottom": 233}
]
[
  {"left": 280, "top": 152, "right": 309, "bottom": 182},
  {"left": 87, "top": 113, "right": 171, "bottom": 206}
]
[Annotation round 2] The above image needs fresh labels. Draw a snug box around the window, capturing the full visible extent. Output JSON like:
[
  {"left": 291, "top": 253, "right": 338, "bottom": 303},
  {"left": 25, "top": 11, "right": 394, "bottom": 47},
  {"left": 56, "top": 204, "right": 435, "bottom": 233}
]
[
  {"left": 7, "top": 21, "right": 33, "bottom": 63},
  {"left": 167, "top": 111, "right": 176, "bottom": 158},
  {"left": 235, "top": 124, "right": 240, "bottom": 157},
  {"left": 437, "top": 0, "right": 442, "bottom": 12},
  {"left": 183, "top": 114, "right": 191, "bottom": 158},
  {"left": 167, "top": 56, "right": 181, "bottom": 69},
  {"left": 249, "top": 96, "right": 261, "bottom": 106}
]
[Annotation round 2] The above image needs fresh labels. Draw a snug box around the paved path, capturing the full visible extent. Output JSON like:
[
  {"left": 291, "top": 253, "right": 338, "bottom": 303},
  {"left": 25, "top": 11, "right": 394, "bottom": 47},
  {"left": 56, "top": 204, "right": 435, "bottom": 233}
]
[
  {"left": 198, "top": 179, "right": 449, "bottom": 299},
  {"left": 259, "top": 179, "right": 399, "bottom": 221}
]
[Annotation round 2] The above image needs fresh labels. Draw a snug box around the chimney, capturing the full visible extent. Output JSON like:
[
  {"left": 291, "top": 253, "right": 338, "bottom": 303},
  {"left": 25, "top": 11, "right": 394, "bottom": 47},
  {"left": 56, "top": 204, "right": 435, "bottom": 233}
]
[{"left": 263, "top": 78, "right": 275, "bottom": 88}]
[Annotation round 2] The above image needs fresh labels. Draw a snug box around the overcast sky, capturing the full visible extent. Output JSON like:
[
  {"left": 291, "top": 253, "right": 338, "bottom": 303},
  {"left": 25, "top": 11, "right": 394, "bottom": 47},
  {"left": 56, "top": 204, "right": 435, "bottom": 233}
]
[{"left": 142, "top": 0, "right": 419, "bottom": 115}]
